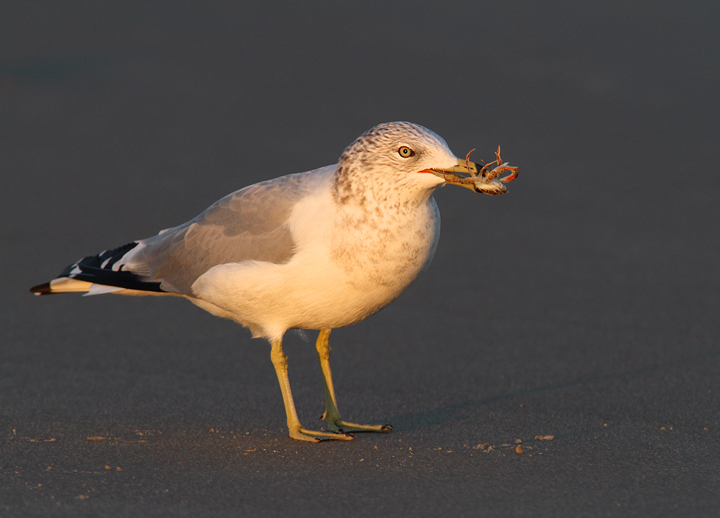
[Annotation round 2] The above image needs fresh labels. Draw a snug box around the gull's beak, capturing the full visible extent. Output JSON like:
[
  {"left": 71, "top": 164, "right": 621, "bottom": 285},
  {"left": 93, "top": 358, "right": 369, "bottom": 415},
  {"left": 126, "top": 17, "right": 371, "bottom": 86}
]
[{"left": 422, "top": 158, "right": 515, "bottom": 196}]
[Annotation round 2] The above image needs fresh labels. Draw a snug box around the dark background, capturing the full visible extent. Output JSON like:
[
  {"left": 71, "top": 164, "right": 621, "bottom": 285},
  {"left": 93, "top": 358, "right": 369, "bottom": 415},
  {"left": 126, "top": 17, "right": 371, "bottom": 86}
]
[{"left": 2, "top": 1, "right": 719, "bottom": 516}]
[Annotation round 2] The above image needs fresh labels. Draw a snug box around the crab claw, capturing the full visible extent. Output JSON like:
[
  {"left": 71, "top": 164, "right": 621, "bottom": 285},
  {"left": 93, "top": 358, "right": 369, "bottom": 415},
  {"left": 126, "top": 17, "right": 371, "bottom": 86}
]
[{"left": 499, "top": 166, "right": 518, "bottom": 183}]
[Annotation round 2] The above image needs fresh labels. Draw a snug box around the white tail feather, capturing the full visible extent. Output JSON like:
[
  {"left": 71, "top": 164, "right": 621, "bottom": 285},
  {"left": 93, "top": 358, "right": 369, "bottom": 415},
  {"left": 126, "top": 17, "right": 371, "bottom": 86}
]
[
  {"left": 46, "top": 278, "right": 93, "bottom": 293},
  {"left": 83, "top": 284, "right": 126, "bottom": 296}
]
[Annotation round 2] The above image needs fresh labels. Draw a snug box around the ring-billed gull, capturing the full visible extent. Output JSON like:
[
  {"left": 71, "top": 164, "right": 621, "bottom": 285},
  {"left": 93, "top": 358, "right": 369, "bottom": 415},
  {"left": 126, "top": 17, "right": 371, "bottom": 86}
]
[{"left": 31, "top": 122, "right": 518, "bottom": 442}]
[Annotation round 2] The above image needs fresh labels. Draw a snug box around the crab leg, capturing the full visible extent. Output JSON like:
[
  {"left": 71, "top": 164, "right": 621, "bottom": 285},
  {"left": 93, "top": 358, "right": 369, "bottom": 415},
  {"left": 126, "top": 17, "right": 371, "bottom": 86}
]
[{"left": 464, "top": 148, "right": 478, "bottom": 180}]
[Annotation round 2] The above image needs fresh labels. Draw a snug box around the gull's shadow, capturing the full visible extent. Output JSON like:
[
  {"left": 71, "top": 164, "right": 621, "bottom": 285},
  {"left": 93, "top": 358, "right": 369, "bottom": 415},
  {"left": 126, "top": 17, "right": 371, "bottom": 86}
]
[{"left": 390, "top": 350, "right": 719, "bottom": 432}]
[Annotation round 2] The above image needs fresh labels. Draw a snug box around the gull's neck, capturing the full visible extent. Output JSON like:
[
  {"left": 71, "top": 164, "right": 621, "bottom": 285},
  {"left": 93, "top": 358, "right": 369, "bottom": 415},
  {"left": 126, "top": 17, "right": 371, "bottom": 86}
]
[{"left": 331, "top": 163, "right": 435, "bottom": 213}]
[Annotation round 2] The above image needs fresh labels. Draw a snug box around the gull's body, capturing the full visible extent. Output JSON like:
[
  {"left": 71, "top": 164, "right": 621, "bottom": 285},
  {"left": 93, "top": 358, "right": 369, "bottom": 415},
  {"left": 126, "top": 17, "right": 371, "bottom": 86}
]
[
  {"left": 31, "top": 122, "right": 513, "bottom": 441},
  {"left": 190, "top": 164, "right": 442, "bottom": 341}
]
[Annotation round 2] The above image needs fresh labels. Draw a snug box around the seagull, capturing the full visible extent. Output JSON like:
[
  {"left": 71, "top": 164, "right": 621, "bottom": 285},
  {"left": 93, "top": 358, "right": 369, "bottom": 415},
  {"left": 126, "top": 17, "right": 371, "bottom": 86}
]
[{"left": 31, "top": 122, "right": 517, "bottom": 442}]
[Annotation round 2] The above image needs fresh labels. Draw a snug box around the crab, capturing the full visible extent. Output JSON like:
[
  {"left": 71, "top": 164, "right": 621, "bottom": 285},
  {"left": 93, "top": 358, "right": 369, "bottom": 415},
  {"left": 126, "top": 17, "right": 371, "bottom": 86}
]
[{"left": 427, "top": 146, "right": 519, "bottom": 195}]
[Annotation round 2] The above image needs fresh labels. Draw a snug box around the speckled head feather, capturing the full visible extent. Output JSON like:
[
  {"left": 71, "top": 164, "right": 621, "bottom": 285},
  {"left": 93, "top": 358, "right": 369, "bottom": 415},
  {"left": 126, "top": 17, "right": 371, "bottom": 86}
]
[{"left": 333, "top": 122, "right": 458, "bottom": 206}]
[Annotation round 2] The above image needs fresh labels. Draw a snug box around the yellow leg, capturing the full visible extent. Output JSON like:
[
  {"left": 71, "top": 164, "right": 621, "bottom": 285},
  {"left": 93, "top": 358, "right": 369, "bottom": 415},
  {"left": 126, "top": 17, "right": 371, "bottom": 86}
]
[
  {"left": 270, "top": 339, "right": 353, "bottom": 442},
  {"left": 316, "top": 329, "right": 392, "bottom": 434}
]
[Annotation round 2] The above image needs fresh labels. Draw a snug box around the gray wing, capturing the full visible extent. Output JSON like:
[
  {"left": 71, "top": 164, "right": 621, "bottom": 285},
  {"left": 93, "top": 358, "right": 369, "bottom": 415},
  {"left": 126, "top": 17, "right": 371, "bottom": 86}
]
[{"left": 128, "top": 172, "right": 316, "bottom": 295}]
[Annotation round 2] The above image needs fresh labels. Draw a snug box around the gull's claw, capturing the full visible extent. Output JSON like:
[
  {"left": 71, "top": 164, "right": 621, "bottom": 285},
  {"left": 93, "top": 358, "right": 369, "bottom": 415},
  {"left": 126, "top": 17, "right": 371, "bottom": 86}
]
[
  {"left": 326, "top": 419, "right": 392, "bottom": 434},
  {"left": 290, "top": 427, "right": 355, "bottom": 442}
]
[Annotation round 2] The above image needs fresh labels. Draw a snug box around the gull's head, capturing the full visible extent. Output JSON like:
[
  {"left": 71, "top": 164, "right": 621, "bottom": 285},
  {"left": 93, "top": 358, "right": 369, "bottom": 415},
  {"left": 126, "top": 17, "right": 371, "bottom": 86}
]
[
  {"left": 338, "top": 122, "right": 457, "bottom": 190},
  {"left": 335, "top": 122, "right": 511, "bottom": 204}
]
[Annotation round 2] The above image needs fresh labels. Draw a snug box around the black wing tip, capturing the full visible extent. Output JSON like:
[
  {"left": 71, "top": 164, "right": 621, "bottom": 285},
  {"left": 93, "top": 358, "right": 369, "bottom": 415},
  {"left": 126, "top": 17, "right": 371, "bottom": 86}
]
[
  {"left": 30, "top": 241, "right": 166, "bottom": 296},
  {"left": 30, "top": 282, "right": 53, "bottom": 295}
]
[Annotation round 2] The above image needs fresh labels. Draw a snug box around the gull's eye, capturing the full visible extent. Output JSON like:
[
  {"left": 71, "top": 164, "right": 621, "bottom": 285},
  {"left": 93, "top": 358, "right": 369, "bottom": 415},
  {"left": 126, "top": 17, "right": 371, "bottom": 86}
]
[{"left": 398, "top": 146, "right": 415, "bottom": 158}]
